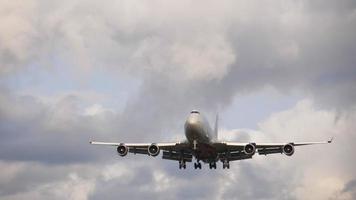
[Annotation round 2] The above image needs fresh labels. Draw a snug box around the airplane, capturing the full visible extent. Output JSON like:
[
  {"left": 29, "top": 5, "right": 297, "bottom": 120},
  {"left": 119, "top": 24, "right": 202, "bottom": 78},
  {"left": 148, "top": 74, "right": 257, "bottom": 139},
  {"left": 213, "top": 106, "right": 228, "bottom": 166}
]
[{"left": 90, "top": 110, "right": 333, "bottom": 169}]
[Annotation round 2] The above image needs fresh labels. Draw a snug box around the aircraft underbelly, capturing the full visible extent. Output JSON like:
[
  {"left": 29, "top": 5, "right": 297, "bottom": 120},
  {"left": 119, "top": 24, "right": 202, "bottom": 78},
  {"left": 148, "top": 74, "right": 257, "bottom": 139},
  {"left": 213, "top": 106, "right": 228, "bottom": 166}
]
[
  {"left": 195, "top": 143, "right": 218, "bottom": 163},
  {"left": 185, "top": 128, "right": 217, "bottom": 162},
  {"left": 184, "top": 113, "right": 217, "bottom": 162}
]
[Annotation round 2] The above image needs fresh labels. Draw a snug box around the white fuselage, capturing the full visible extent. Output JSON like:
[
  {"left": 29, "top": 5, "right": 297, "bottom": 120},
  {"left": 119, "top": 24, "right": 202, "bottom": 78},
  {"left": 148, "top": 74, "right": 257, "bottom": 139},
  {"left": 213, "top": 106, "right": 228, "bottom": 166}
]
[
  {"left": 184, "top": 111, "right": 218, "bottom": 162},
  {"left": 184, "top": 112, "right": 215, "bottom": 145}
]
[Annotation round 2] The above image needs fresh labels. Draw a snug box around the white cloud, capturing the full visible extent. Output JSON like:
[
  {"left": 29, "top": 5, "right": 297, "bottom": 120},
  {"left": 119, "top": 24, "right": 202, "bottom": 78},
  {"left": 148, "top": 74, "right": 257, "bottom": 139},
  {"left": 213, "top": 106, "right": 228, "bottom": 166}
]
[
  {"left": 258, "top": 99, "right": 337, "bottom": 141},
  {"left": 1, "top": 0, "right": 356, "bottom": 199},
  {"left": 83, "top": 104, "right": 113, "bottom": 116},
  {"left": 218, "top": 99, "right": 356, "bottom": 199},
  {"left": 2, "top": 173, "right": 95, "bottom": 200},
  {"left": 0, "top": 161, "right": 25, "bottom": 185},
  {"left": 1, "top": 95, "right": 356, "bottom": 199},
  {"left": 0, "top": 0, "right": 39, "bottom": 74},
  {"left": 101, "top": 163, "right": 134, "bottom": 181},
  {"left": 170, "top": 34, "right": 235, "bottom": 81}
]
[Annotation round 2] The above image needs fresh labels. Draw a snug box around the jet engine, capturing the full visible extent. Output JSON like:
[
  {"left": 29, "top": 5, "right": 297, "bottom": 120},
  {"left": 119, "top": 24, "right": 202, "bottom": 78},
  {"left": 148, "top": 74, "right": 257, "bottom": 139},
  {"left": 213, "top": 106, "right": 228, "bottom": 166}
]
[
  {"left": 148, "top": 143, "right": 160, "bottom": 156},
  {"left": 282, "top": 143, "right": 294, "bottom": 156},
  {"left": 117, "top": 144, "right": 128, "bottom": 156},
  {"left": 244, "top": 143, "right": 256, "bottom": 155}
]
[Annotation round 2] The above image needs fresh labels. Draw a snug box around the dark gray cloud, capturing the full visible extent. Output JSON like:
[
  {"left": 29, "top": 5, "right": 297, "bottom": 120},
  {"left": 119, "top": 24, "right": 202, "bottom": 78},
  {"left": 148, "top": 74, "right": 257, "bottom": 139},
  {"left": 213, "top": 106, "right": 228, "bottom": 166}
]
[
  {"left": 340, "top": 179, "right": 356, "bottom": 199},
  {"left": 1, "top": 0, "right": 356, "bottom": 199},
  {"left": 0, "top": 90, "right": 117, "bottom": 164},
  {"left": 1, "top": 0, "right": 356, "bottom": 110},
  {"left": 342, "top": 179, "right": 356, "bottom": 193}
]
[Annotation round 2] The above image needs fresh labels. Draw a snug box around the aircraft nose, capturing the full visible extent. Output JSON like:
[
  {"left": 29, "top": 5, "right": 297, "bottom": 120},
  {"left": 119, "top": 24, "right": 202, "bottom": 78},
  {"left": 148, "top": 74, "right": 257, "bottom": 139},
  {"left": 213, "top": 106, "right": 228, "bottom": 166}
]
[
  {"left": 187, "top": 117, "right": 199, "bottom": 128},
  {"left": 185, "top": 115, "right": 202, "bottom": 135}
]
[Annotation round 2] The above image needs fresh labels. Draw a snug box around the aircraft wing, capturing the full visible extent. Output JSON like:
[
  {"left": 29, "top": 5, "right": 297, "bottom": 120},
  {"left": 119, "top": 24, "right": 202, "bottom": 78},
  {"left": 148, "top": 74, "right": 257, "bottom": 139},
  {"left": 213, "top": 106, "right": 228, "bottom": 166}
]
[
  {"left": 90, "top": 141, "right": 193, "bottom": 162},
  {"left": 213, "top": 137, "right": 333, "bottom": 161},
  {"left": 90, "top": 141, "right": 178, "bottom": 149}
]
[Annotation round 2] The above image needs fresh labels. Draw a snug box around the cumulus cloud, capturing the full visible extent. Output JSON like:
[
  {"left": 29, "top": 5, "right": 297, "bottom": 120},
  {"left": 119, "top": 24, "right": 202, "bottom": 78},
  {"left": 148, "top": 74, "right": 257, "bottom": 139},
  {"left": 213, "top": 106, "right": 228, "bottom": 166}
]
[
  {"left": 0, "top": 162, "right": 97, "bottom": 200},
  {"left": 1, "top": 0, "right": 356, "bottom": 199},
  {"left": 2, "top": 98, "right": 354, "bottom": 199},
  {"left": 1, "top": 0, "right": 355, "bottom": 110}
]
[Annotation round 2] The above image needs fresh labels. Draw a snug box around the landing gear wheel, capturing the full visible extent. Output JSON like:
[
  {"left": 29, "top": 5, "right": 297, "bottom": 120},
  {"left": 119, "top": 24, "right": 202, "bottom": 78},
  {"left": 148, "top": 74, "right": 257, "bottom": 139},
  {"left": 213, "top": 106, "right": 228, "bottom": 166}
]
[
  {"left": 222, "top": 160, "right": 230, "bottom": 169},
  {"left": 209, "top": 162, "right": 217, "bottom": 169},
  {"left": 179, "top": 160, "right": 186, "bottom": 169},
  {"left": 194, "top": 162, "right": 202, "bottom": 169}
]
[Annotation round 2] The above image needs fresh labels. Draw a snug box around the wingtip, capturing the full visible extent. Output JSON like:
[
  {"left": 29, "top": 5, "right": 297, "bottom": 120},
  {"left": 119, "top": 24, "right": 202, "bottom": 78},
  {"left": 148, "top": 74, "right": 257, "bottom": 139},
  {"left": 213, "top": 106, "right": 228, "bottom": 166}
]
[{"left": 328, "top": 136, "right": 334, "bottom": 143}]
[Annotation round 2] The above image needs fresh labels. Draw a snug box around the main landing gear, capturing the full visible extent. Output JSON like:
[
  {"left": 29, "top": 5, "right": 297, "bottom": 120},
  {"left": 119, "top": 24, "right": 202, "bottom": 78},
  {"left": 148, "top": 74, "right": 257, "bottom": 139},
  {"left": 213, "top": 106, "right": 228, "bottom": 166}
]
[
  {"left": 209, "top": 162, "right": 217, "bottom": 169},
  {"left": 222, "top": 160, "right": 230, "bottom": 169},
  {"left": 194, "top": 162, "right": 202, "bottom": 169},
  {"left": 179, "top": 161, "right": 229, "bottom": 169},
  {"left": 179, "top": 160, "right": 186, "bottom": 169}
]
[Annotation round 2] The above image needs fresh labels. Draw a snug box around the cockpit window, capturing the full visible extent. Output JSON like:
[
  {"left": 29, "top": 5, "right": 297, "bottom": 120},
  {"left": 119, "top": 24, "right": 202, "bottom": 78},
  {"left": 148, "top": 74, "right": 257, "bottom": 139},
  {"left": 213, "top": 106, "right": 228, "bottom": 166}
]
[{"left": 190, "top": 110, "right": 200, "bottom": 114}]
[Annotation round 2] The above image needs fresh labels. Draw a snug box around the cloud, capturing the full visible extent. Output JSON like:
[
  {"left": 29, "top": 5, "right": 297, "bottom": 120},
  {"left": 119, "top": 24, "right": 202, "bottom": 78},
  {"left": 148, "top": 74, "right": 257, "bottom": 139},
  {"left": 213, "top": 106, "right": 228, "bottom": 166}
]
[
  {"left": 0, "top": 90, "right": 118, "bottom": 164},
  {"left": 1, "top": 0, "right": 355, "bottom": 111},
  {"left": 1, "top": 90, "right": 355, "bottom": 199},
  {"left": 338, "top": 179, "right": 356, "bottom": 199},
  {"left": 1, "top": 0, "right": 356, "bottom": 199},
  {"left": 0, "top": 162, "right": 96, "bottom": 200},
  {"left": 220, "top": 100, "right": 356, "bottom": 200}
]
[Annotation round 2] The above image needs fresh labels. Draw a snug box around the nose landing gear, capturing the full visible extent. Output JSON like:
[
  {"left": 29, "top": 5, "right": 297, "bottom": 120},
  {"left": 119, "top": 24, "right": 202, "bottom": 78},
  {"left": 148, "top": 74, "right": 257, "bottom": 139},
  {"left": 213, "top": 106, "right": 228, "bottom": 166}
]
[
  {"left": 209, "top": 162, "right": 217, "bottom": 169},
  {"left": 179, "top": 160, "right": 186, "bottom": 169},
  {"left": 194, "top": 162, "right": 202, "bottom": 169}
]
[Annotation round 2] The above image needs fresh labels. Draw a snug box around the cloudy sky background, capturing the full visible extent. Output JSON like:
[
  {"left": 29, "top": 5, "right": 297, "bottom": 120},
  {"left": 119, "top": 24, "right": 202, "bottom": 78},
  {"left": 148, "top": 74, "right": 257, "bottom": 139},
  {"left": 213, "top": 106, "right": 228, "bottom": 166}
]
[{"left": 1, "top": 0, "right": 356, "bottom": 199}]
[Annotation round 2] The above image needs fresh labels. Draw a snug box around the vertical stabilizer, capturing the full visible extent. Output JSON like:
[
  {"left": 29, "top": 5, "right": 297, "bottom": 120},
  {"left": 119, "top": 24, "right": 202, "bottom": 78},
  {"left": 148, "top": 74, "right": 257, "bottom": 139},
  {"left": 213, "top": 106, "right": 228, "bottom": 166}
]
[{"left": 214, "top": 114, "right": 219, "bottom": 140}]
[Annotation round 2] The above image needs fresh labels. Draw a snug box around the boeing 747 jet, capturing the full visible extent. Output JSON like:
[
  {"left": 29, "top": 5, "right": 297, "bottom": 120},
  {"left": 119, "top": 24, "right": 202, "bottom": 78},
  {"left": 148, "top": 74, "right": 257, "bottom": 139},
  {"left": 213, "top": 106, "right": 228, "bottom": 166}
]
[{"left": 90, "top": 110, "right": 332, "bottom": 169}]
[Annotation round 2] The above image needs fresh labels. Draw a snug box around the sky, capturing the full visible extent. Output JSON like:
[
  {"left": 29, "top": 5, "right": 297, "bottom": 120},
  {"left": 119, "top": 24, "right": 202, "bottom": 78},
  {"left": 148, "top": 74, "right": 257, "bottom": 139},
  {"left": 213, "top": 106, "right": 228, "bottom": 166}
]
[{"left": 0, "top": 0, "right": 356, "bottom": 199}]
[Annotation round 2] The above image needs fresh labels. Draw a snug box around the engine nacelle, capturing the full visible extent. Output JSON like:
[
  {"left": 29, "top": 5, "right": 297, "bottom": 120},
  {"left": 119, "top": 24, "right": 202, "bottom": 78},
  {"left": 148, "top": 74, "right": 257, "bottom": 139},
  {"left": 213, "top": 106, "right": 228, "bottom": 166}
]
[
  {"left": 148, "top": 143, "right": 160, "bottom": 156},
  {"left": 244, "top": 143, "right": 256, "bottom": 155},
  {"left": 117, "top": 144, "right": 128, "bottom": 156},
  {"left": 282, "top": 143, "right": 294, "bottom": 156}
]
